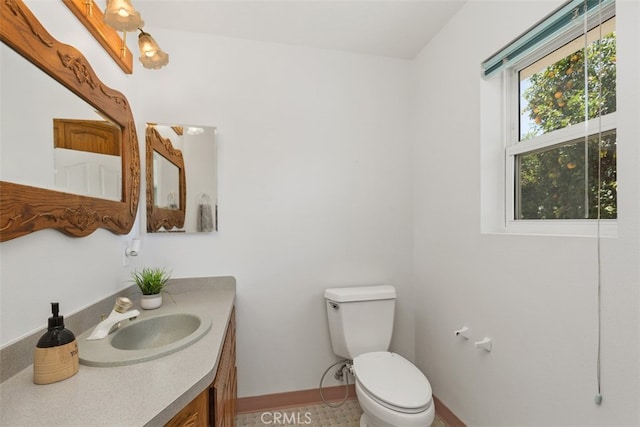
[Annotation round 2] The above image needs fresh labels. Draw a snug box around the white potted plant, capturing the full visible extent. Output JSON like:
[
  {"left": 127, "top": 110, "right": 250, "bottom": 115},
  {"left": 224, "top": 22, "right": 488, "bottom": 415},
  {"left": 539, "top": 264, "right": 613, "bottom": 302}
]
[{"left": 131, "top": 267, "right": 172, "bottom": 309}]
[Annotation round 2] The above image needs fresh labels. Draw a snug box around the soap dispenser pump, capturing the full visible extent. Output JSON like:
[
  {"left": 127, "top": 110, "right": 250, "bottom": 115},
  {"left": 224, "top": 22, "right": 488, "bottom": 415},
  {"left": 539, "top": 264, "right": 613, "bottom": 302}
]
[{"left": 33, "top": 302, "right": 79, "bottom": 385}]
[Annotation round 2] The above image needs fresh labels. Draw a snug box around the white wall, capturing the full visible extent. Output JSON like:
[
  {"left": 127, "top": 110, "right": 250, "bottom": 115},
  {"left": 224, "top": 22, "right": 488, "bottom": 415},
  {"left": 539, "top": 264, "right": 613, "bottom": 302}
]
[
  {"left": 0, "top": 3, "right": 415, "bottom": 399},
  {"left": 412, "top": 1, "right": 640, "bottom": 426},
  {"left": 132, "top": 29, "right": 415, "bottom": 397}
]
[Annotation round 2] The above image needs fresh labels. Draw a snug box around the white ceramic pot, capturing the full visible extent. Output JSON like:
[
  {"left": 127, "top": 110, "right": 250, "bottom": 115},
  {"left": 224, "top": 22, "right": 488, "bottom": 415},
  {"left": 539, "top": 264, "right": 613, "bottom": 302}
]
[{"left": 140, "top": 294, "right": 162, "bottom": 310}]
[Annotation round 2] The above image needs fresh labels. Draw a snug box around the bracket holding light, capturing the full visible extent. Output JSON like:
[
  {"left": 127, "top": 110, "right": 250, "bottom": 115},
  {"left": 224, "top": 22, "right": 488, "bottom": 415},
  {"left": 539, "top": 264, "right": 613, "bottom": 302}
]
[{"left": 103, "top": 0, "right": 169, "bottom": 70}]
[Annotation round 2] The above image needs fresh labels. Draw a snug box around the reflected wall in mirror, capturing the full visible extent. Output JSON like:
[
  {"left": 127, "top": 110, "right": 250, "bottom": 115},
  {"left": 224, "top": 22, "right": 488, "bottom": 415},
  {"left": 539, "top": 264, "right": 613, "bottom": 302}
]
[
  {"left": 0, "top": 0, "right": 140, "bottom": 242},
  {"left": 146, "top": 124, "right": 218, "bottom": 233},
  {"left": 146, "top": 125, "right": 186, "bottom": 232},
  {"left": 153, "top": 151, "right": 180, "bottom": 209}
]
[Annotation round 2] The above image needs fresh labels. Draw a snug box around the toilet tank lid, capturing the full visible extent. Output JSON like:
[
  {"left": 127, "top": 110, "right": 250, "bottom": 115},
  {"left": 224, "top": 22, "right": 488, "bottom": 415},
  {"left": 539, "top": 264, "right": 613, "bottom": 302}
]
[{"left": 324, "top": 285, "right": 396, "bottom": 302}]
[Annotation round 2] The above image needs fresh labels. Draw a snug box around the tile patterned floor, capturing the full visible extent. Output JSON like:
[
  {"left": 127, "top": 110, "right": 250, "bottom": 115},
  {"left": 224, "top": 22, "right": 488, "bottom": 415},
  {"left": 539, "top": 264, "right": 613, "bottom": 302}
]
[{"left": 235, "top": 399, "right": 446, "bottom": 426}]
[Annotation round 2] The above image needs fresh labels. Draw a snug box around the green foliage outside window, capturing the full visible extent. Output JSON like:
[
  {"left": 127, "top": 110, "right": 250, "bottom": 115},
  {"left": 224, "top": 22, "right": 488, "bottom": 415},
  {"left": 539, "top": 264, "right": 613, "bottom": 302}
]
[{"left": 517, "top": 32, "right": 617, "bottom": 219}]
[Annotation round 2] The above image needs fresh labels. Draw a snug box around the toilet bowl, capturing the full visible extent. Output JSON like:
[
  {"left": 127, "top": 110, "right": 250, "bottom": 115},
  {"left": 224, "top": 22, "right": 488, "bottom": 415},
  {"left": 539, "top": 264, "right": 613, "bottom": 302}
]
[
  {"left": 353, "top": 352, "right": 434, "bottom": 427},
  {"left": 324, "top": 286, "right": 434, "bottom": 427}
]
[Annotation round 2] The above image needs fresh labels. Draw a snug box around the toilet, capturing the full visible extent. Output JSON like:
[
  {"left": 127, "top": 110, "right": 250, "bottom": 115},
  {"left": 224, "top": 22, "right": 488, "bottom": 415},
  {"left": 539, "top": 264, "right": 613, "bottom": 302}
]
[{"left": 324, "top": 285, "right": 434, "bottom": 427}]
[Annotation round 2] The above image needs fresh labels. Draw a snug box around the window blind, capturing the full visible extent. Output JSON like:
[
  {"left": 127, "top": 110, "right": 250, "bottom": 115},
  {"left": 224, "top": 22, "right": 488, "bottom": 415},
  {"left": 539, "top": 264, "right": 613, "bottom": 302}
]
[{"left": 481, "top": 0, "right": 613, "bottom": 78}]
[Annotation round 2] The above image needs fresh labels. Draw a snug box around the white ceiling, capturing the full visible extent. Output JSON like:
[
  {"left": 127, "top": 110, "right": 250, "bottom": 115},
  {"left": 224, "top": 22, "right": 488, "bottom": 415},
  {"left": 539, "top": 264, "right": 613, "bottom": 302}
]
[{"left": 136, "top": 1, "right": 466, "bottom": 59}]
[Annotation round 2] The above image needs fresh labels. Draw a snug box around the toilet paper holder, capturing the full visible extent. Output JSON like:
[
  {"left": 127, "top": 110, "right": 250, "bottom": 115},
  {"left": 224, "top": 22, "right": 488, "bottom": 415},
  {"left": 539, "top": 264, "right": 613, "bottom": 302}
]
[{"left": 474, "top": 337, "right": 492, "bottom": 352}]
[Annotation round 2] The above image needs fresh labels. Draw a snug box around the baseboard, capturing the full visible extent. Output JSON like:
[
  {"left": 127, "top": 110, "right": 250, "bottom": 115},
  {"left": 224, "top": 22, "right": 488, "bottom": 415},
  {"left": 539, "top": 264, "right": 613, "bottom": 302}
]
[
  {"left": 433, "top": 395, "right": 466, "bottom": 427},
  {"left": 236, "top": 385, "right": 357, "bottom": 414}
]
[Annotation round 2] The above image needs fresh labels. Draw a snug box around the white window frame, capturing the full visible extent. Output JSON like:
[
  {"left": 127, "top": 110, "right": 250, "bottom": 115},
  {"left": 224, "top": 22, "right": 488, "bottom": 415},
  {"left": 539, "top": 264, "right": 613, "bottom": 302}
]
[{"left": 501, "top": 5, "right": 617, "bottom": 237}]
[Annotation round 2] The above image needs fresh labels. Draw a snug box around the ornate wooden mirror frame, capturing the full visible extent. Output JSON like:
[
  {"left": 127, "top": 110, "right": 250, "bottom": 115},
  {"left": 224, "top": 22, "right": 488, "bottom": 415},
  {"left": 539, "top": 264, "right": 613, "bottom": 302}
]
[
  {"left": 0, "top": 0, "right": 140, "bottom": 242},
  {"left": 146, "top": 126, "right": 186, "bottom": 232}
]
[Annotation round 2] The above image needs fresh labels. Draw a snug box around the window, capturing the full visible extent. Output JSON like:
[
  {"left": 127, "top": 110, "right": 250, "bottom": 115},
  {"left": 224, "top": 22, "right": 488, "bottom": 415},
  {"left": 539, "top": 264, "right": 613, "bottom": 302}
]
[
  {"left": 511, "top": 17, "right": 616, "bottom": 220},
  {"left": 482, "top": 0, "right": 616, "bottom": 234}
]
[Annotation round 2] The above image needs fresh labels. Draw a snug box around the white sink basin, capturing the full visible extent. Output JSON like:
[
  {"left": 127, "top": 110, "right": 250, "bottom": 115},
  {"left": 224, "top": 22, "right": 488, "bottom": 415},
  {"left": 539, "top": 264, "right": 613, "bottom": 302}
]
[
  {"left": 78, "top": 313, "right": 212, "bottom": 367},
  {"left": 110, "top": 313, "right": 201, "bottom": 350}
]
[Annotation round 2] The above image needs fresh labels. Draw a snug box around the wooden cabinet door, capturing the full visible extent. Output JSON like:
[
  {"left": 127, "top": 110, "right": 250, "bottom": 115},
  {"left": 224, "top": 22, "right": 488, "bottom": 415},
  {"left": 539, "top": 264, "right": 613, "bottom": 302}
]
[
  {"left": 211, "top": 308, "right": 236, "bottom": 427},
  {"left": 167, "top": 307, "right": 236, "bottom": 427},
  {"left": 165, "top": 389, "right": 208, "bottom": 427}
]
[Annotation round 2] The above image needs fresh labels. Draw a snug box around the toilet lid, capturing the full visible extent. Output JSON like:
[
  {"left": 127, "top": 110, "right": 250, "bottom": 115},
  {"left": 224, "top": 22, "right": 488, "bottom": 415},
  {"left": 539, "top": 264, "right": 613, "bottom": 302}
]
[{"left": 353, "top": 352, "right": 432, "bottom": 412}]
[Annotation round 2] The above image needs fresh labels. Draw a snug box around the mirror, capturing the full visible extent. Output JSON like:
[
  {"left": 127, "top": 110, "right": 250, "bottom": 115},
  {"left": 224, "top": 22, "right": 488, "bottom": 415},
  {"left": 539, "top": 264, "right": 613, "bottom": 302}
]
[
  {"left": 0, "top": 0, "right": 140, "bottom": 242},
  {"left": 53, "top": 118, "right": 122, "bottom": 201},
  {"left": 2, "top": 43, "right": 123, "bottom": 201},
  {"left": 146, "top": 125, "right": 186, "bottom": 232},
  {"left": 153, "top": 151, "right": 180, "bottom": 209},
  {"left": 146, "top": 124, "right": 218, "bottom": 233}
]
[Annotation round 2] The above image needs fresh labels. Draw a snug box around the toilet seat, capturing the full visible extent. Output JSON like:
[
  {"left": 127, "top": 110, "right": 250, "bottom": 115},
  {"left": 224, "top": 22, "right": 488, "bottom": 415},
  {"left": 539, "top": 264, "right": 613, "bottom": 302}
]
[{"left": 353, "top": 351, "right": 432, "bottom": 414}]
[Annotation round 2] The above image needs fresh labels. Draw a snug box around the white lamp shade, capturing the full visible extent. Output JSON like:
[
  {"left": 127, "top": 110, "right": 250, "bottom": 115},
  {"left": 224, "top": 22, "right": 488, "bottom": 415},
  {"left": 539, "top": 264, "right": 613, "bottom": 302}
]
[
  {"left": 138, "top": 31, "right": 169, "bottom": 69},
  {"left": 104, "top": 0, "right": 143, "bottom": 32}
]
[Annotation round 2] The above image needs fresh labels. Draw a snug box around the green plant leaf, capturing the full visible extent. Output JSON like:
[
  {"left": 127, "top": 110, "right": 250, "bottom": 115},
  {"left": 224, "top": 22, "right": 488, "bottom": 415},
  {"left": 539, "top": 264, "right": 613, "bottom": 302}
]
[{"left": 130, "top": 267, "right": 171, "bottom": 295}]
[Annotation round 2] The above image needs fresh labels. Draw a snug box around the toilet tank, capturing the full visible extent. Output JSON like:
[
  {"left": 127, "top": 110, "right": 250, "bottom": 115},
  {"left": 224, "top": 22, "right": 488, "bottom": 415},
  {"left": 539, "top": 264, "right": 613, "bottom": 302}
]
[{"left": 324, "top": 285, "right": 396, "bottom": 360}]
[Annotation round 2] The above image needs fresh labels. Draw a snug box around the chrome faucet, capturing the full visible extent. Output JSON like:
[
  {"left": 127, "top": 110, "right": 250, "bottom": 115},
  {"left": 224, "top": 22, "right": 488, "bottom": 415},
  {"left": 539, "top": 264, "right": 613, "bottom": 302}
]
[{"left": 86, "top": 297, "right": 140, "bottom": 340}]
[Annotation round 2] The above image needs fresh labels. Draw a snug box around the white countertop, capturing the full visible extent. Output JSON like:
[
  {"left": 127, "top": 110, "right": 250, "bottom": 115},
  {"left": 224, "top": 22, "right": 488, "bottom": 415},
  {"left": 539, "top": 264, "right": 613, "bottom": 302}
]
[{"left": 0, "top": 277, "right": 236, "bottom": 427}]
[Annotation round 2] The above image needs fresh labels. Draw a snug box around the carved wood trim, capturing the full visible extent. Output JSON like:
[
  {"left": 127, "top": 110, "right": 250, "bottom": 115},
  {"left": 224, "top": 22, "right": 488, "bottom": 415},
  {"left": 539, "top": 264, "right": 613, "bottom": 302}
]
[
  {"left": 146, "top": 126, "right": 187, "bottom": 232},
  {"left": 62, "top": 0, "right": 133, "bottom": 74},
  {"left": 0, "top": 0, "right": 140, "bottom": 242}
]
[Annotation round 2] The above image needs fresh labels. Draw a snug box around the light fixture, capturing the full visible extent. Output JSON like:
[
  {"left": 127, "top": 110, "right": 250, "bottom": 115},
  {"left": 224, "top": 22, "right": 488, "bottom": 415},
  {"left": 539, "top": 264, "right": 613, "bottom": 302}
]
[
  {"left": 84, "top": 0, "right": 94, "bottom": 17},
  {"left": 138, "top": 29, "right": 169, "bottom": 69},
  {"left": 103, "top": 0, "right": 143, "bottom": 61},
  {"left": 103, "top": 0, "right": 143, "bottom": 32},
  {"left": 187, "top": 127, "right": 205, "bottom": 136}
]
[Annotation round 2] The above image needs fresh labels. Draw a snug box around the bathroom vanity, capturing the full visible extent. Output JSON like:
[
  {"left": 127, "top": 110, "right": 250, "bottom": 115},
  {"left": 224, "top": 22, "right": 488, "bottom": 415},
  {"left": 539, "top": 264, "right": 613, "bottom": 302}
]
[
  {"left": 166, "top": 306, "right": 236, "bottom": 427},
  {"left": 0, "top": 277, "right": 236, "bottom": 426}
]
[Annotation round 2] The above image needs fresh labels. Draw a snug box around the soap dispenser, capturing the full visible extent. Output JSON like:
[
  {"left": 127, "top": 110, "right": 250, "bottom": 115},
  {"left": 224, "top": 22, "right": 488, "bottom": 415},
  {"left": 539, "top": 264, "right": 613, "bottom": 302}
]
[{"left": 33, "top": 302, "right": 79, "bottom": 385}]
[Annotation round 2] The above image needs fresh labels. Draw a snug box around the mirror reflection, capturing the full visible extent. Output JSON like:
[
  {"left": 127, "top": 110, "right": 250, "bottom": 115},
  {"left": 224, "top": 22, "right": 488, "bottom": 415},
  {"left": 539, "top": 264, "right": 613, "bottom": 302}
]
[
  {"left": 146, "top": 125, "right": 185, "bottom": 233},
  {"left": 146, "top": 124, "right": 217, "bottom": 233},
  {"left": 1, "top": 42, "right": 122, "bottom": 201},
  {"left": 153, "top": 151, "right": 180, "bottom": 209}
]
